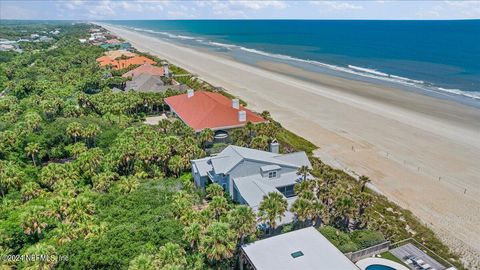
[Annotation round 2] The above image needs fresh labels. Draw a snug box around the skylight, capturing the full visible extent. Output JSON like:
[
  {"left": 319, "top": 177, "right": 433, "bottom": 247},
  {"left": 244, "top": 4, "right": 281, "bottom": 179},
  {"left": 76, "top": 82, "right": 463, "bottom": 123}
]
[{"left": 291, "top": 251, "right": 304, "bottom": 258}]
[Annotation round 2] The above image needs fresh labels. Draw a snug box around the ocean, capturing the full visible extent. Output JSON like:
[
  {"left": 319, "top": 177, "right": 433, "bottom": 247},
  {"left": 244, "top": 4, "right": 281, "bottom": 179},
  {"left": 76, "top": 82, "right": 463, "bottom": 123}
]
[{"left": 106, "top": 20, "right": 480, "bottom": 104}]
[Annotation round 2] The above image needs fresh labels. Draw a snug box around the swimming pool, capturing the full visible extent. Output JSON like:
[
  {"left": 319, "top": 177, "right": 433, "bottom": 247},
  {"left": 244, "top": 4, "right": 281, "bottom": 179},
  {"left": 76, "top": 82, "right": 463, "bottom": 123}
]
[
  {"left": 356, "top": 258, "right": 410, "bottom": 270},
  {"left": 366, "top": 265, "right": 396, "bottom": 270}
]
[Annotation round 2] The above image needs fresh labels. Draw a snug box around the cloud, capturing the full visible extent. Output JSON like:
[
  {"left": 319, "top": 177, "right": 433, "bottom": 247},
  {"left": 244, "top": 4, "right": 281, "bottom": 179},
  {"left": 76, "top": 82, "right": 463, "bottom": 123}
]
[
  {"left": 310, "top": 1, "right": 363, "bottom": 10},
  {"left": 2, "top": 0, "right": 480, "bottom": 20},
  {"left": 232, "top": 0, "right": 288, "bottom": 10}
]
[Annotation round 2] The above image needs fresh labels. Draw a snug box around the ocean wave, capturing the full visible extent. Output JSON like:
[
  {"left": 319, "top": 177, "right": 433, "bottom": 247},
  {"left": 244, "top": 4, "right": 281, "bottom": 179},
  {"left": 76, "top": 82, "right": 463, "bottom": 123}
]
[
  {"left": 348, "top": 65, "right": 389, "bottom": 77},
  {"left": 436, "top": 88, "right": 480, "bottom": 100},
  {"left": 208, "top": 41, "right": 238, "bottom": 49},
  {"left": 125, "top": 26, "right": 479, "bottom": 101}
]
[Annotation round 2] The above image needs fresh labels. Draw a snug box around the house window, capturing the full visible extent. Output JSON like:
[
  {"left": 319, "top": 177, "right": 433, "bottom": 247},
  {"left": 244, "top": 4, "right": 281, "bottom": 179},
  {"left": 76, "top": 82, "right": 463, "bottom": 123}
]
[
  {"left": 268, "top": 171, "right": 277, "bottom": 178},
  {"left": 277, "top": 185, "right": 295, "bottom": 198}
]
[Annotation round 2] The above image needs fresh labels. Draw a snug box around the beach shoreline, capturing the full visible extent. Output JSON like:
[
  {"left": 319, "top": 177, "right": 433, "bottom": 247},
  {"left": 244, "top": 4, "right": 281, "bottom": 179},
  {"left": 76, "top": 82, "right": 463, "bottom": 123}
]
[{"left": 98, "top": 23, "right": 480, "bottom": 267}]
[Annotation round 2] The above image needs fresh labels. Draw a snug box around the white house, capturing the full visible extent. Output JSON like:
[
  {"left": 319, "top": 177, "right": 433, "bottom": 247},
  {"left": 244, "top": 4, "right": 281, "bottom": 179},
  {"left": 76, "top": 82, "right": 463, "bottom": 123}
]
[
  {"left": 191, "top": 145, "right": 311, "bottom": 224},
  {"left": 241, "top": 227, "right": 360, "bottom": 270}
]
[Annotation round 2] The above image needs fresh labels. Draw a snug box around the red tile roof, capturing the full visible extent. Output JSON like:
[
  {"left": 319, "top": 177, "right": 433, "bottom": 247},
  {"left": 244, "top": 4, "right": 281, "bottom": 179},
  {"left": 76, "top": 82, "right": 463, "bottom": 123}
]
[
  {"left": 164, "top": 91, "right": 266, "bottom": 132},
  {"left": 122, "top": 63, "right": 165, "bottom": 78},
  {"left": 96, "top": 56, "right": 156, "bottom": 70}
]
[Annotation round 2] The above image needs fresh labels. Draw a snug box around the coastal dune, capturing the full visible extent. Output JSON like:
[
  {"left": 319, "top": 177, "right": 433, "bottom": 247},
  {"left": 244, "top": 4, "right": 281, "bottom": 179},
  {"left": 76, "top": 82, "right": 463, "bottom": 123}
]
[{"left": 99, "top": 24, "right": 480, "bottom": 267}]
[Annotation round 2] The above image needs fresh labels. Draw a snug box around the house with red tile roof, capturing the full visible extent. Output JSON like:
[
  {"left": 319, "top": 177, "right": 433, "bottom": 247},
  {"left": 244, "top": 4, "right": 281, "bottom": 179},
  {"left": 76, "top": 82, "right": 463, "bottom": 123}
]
[
  {"left": 122, "top": 63, "right": 165, "bottom": 78},
  {"left": 164, "top": 90, "right": 266, "bottom": 132},
  {"left": 96, "top": 55, "right": 156, "bottom": 70}
]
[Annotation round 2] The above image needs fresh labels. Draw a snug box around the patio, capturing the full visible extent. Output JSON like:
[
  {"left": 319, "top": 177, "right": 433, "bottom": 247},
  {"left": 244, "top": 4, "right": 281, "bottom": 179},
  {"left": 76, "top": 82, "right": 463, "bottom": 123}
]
[{"left": 390, "top": 243, "right": 446, "bottom": 270}]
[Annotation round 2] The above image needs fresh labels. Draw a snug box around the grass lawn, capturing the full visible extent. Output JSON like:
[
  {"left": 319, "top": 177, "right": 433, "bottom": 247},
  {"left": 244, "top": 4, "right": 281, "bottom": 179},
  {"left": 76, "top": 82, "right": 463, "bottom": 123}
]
[{"left": 380, "top": 251, "right": 409, "bottom": 267}]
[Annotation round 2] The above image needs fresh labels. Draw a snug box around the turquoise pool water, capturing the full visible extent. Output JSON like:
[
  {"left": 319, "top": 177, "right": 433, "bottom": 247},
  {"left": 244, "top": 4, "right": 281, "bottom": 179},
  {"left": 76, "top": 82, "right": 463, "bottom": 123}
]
[{"left": 366, "top": 265, "right": 396, "bottom": 270}]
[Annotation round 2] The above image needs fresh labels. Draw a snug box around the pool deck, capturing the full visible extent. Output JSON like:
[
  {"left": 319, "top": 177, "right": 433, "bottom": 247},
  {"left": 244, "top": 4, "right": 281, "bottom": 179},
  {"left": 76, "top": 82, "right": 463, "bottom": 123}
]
[
  {"left": 390, "top": 243, "right": 445, "bottom": 270},
  {"left": 356, "top": 257, "right": 410, "bottom": 270}
]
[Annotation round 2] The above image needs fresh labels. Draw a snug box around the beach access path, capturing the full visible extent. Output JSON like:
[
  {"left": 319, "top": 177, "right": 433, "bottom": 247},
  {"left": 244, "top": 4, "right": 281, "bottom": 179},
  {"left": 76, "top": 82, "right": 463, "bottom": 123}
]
[{"left": 99, "top": 23, "right": 480, "bottom": 268}]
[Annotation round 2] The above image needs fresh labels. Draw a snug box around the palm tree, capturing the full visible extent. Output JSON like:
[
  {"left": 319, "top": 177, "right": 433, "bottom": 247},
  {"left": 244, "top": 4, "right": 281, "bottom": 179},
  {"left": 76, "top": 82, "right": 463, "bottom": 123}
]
[
  {"left": 21, "top": 182, "right": 43, "bottom": 202},
  {"left": 172, "top": 191, "right": 194, "bottom": 219},
  {"left": 20, "top": 206, "right": 48, "bottom": 237},
  {"left": 208, "top": 196, "right": 229, "bottom": 220},
  {"left": 129, "top": 254, "right": 154, "bottom": 270},
  {"left": 66, "top": 196, "right": 95, "bottom": 224},
  {"left": 183, "top": 222, "right": 202, "bottom": 249},
  {"left": 297, "top": 165, "right": 311, "bottom": 182},
  {"left": 52, "top": 223, "right": 76, "bottom": 245},
  {"left": 24, "top": 112, "right": 42, "bottom": 132},
  {"left": 260, "top": 110, "right": 271, "bottom": 120},
  {"left": 66, "top": 122, "right": 83, "bottom": 143},
  {"left": 245, "top": 121, "right": 255, "bottom": 139},
  {"left": 0, "top": 161, "right": 24, "bottom": 196},
  {"left": 311, "top": 201, "right": 325, "bottom": 226},
  {"left": 92, "top": 172, "right": 118, "bottom": 193},
  {"left": 167, "top": 155, "right": 183, "bottom": 177},
  {"left": 84, "top": 124, "right": 100, "bottom": 147},
  {"left": 257, "top": 192, "right": 287, "bottom": 233},
  {"left": 25, "top": 142, "right": 40, "bottom": 166},
  {"left": 250, "top": 135, "right": 269, "bottom": 151},
  {"left": 157, "top": 119, "right": 171, "bottom": 134},
  {"left": 39, "top": 163, "right": 69, "bottom": 191},
  {"left": 294, "top": 180, "right": 313, "bottom": 199},
  {"left": 334, "top": 195, "right": 356, "bottom": 231},
  {"left": 198, "top": 128, "right": 214, "bottom": 149},
  {"left": 199, "top": 222, "right": 236, "bottom": 265},
  {"left": 154, "top": 243, "right": 187, "bottom": 269},
  {"left": 227, "top": 205, "right": 257, "bottom": 244},
  {"left": 290, "top": 198, "right": 313, "bottom": 227},
  {"left": 359, "top": 175, "right": 371, "bottom": 193},
  {"left": 206, "top": 183, "right": 224, "bottom": 199},
  {"left": 355, "top": 192, "right": 373, "bottom": 228},
  {"left": 118, "top": 176, "right": 139, "bottom": 194},
  {"left": 67, "top": 142, "right": 87, "bottom": 158}
]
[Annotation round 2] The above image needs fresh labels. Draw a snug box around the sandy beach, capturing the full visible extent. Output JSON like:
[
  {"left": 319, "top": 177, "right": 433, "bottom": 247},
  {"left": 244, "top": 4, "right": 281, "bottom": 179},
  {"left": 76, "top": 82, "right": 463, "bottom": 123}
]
[{"left": 99, "top": 23, "right": 480, "bottom": 267}]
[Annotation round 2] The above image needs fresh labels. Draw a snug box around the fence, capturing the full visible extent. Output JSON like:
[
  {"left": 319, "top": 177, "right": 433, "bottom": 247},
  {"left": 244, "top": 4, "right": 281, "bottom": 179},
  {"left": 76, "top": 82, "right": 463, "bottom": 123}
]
[{"left": 345, "top": 241, "right": 391, "bottom": 262}]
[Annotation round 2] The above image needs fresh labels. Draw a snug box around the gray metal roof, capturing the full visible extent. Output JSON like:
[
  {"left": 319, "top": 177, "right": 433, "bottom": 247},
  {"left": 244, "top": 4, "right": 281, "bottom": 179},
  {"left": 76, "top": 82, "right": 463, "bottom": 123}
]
[
  {"left": 260, "top": 164, "right": 281, "bottom": 172},
  {"left": 233, "top": 177, "right": 280, "bottom": 209},
  {"left": 242, "top": 227, "right": 359, "bottom": 270},
  {"left": 208, "top": 145, "right": 310, "bottom": 175},
  {"left": 192, "top": 157, "right": 211, "bottom": 177},
  {"left": 125, "top": 74, "right": 166, "bottom": 92}
]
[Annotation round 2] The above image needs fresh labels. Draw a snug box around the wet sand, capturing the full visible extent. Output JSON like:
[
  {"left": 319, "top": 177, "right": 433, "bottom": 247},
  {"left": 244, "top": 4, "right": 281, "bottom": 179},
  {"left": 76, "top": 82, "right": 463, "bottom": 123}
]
[{"left": 99, "top": 23, "right": 480, "bottom": 267}]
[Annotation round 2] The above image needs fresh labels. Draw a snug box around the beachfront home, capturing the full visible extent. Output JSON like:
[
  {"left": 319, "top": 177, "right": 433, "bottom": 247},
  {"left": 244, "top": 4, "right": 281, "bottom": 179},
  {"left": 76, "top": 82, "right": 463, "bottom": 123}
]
[
  {"left": 121, "top": 62, "right": 188, "bottom": 93},
  {"left": 122, "top": 63, "right": 165, "bottom": 78},
  {"left": 165, "top": 90, "right": 266, "bottom": 135},
  {"left": 103, "top": 50, "right": 137, "bottom": 60},
  {"left": 240, "top": 227, "right": 359, "bottom": 270},
  {"left": 96, "top": 55, "right": 156, "bottom": 70},
  {"left": 191, "top": 145, "right": 311, "bottom": 221}
]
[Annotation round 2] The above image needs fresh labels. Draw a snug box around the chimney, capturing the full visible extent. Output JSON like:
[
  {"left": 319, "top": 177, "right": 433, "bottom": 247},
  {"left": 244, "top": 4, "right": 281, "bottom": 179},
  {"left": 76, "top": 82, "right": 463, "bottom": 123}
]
[
  {"left": 269, "top": 140, "right": 280, "bottom": 154},
  {"left": 238, "top": 110, "right": 246, "bottom": 122},
  {"left": 232, "top": 99, "right": 239, "bottom": 109},
  {"left": 163, "top": 63, "right": 170, "bottom": 77},
  {"left": 187, "top": 89, "right": 194, "bottom": 98}
]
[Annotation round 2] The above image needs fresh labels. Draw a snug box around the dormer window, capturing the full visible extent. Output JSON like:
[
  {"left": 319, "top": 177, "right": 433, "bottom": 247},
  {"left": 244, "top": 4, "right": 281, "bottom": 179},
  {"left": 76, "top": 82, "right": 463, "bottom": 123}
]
[{"left": 261, "top": 165, "right": 281, "bottom": 179}]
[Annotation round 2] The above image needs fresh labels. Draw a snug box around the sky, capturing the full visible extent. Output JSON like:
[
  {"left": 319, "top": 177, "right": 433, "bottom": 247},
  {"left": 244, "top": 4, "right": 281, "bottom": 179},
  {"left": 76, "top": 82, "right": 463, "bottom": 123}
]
[{"left": 1, "top": 0, "right": 480, "bottom": 20}]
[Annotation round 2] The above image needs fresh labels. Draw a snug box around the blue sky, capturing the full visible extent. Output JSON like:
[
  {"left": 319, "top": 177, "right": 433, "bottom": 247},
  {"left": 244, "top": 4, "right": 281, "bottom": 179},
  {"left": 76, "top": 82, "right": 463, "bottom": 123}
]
[{"left": 1, "top": 1, "right": 480, "bottom": 20}]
